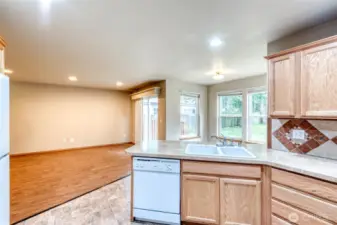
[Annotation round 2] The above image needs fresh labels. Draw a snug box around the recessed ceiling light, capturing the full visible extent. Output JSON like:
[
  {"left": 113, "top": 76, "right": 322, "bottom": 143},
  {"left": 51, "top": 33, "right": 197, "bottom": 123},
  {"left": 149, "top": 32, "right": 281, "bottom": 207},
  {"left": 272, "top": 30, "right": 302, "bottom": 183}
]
[
  {"left": 4, "top": 69, "right": 13, "bottom": 75},
  {"left": 209, "top": 37, "right": 223, "bottom": 47},
  {"left": 116, "top": 81, "right": 123, "bottom": 87},
  {"left": 68, "top": 76, "right": 78, "bottom": 82}
]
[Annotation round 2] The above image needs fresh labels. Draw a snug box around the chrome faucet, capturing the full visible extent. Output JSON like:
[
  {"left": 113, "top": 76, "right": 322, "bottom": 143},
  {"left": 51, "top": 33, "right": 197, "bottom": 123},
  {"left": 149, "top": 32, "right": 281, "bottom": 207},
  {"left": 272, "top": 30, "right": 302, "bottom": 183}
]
[
  {"left": 211, "top": 134, "right": 242, "bottom": 147},
  {"left": 211, "top": 134, "right": 226, "bottom": 146}
]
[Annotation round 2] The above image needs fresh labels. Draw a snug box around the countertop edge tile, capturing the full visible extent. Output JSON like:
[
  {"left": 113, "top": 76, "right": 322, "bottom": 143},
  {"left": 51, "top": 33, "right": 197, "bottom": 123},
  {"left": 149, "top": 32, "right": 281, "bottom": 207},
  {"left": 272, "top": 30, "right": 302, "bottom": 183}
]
[{"left": 126, "top": 141, "right": 337, "bottom": 183}]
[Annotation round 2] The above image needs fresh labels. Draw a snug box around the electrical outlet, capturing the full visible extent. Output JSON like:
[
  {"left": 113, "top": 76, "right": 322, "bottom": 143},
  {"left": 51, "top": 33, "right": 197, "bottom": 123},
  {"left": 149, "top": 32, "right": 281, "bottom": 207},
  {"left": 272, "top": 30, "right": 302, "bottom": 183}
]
[{"left": 292, "top": 130, "right": 305, "bottom": 140}]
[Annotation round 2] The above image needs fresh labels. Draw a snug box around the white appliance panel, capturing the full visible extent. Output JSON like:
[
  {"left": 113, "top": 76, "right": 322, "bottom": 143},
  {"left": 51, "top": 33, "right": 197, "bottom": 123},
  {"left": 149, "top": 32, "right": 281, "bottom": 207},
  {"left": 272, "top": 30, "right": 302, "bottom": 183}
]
[
  {"left": 133, "top": 170, "right": 180, "bottom": 214},
  {"left": 0, "top": 74, "right": 9, "bottom": 157},
  {"left": 0, "top": 155, "right": 9, "bottom": 225},
  {"left": 134, "top": 209, "right": 180, "bottom": 224}
]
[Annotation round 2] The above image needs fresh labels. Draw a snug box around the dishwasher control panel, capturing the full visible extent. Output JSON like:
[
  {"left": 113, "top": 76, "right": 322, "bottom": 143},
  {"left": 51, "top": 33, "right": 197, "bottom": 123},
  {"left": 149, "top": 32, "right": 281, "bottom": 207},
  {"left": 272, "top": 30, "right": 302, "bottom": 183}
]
[{"left": 133, "top": 157, "right": 180, "bottom": 173}]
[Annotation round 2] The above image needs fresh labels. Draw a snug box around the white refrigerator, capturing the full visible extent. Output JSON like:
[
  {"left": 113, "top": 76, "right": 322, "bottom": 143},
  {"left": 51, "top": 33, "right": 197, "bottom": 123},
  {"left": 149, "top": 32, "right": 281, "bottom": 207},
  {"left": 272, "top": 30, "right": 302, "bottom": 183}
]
[{"left": 0, "top": 74, "right": 9, "bottom": 225}]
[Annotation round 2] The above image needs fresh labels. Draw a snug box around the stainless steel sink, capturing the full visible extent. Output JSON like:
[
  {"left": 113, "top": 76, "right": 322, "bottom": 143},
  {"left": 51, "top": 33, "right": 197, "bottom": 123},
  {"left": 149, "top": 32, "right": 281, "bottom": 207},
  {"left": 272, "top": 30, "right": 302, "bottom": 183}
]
[
  {"left": 218, "top": 146, "right": 256, "bottom": 158},
  {"left": 185, "top": 144, "right": 220, "bottom": 155},
  {"left": 185, "top": 144, "right": 255, "bottom": 158}
]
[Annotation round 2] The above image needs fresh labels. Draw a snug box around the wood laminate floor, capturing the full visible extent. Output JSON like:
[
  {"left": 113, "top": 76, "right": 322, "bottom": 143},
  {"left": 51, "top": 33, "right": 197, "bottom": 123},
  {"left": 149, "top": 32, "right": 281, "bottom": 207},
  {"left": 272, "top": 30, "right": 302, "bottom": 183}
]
[{"left": 10, "top": 144, "right": 133, "bottom": 224}]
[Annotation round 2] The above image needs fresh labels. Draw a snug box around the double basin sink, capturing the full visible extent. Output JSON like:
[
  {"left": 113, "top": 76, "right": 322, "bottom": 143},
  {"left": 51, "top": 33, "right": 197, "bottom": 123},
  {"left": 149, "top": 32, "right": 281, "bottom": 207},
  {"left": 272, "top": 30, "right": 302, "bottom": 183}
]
[{"left": 185, "top": 144, "right": 256, "bottom": 158}]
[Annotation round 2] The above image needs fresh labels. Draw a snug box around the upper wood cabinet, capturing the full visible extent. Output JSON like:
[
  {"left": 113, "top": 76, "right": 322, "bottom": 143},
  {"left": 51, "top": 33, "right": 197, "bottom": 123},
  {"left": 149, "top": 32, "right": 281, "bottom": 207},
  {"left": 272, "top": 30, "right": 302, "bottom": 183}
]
[
  {"left": 268, "top": 54, "right": 296, "bottom": 117},
  {"left": 220, "top": 178, "right": 261, "bottom": 225},
  {"left": 300, "top": 42, "right": 337, "bottom": 118},
  {"left": 267, "top": 36, "right": 337, "bottom": 119},
  {"left": 182, "top": 174, "right": 220, "bottom": 224},
  {"left": 0, "top": 37, "right": 6, "bottom": 73}
]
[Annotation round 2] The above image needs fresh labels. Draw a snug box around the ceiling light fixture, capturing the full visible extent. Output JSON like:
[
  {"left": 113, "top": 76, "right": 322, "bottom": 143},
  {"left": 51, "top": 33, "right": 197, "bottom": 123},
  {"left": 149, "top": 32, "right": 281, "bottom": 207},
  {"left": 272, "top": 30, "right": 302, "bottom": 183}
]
[
  {"left": 210, "top": 37, "right": 223, "bottom": 47},
  {"left": 212, "top": 72, "right": 225, "bottom": 80},
  {"left": 116, "top": 81, "right": 123, "bottom": 87},
  {"left": 68, "top": 76, "right": 78, "bottom": 82},
  {"left": 4, "top": 69, "right": 13, "bottom": 75}
]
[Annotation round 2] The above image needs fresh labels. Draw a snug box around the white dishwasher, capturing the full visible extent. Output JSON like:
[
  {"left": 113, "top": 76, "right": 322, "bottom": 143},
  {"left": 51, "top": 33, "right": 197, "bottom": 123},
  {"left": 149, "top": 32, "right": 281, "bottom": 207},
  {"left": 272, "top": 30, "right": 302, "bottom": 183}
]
[{"left": 133, "top": 157, "right": 181, "bottom": 225}]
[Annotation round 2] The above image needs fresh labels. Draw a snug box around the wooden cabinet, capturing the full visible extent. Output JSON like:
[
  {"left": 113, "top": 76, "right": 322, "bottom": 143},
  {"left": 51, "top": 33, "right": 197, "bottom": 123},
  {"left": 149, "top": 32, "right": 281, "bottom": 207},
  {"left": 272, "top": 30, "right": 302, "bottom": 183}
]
[
  {"left": 272, "top": 215, "right": 292, "bottom": 225},
  {"left": 267, "top": 36, "right": 337, "bottom": 119},
  {"left": 268, "top": 54, "right": 296, "bottom": 117},
  {"left": 0, "top": 37, "right": 6, "bottom": 73},
  {"left": 271, "top": 168, "right": 337, "bottom": 224},
  {"left": 181, "top": 161, "right": 262, "bottom": 225},
  {"left": 300, "top": 42, "right": 337, "bottom": 118},
  {"left": 182, "top": 174, "right": 220, "bottom": 224},
  {"left": 220, "top": 178, "right": 261, "bottom": 225}
]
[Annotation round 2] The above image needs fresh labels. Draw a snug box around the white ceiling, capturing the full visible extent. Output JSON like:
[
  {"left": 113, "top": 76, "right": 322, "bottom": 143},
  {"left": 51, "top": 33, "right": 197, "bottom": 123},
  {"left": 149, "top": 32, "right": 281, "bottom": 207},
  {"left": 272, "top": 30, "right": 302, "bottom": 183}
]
[{"left": 1, "top": 0, "right": 337, "bottom": 90}]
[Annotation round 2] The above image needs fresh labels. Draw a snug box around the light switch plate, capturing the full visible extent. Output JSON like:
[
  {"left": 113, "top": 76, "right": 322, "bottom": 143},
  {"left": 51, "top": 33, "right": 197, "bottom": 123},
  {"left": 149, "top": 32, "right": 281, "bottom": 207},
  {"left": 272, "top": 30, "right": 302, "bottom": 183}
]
[{"left": 292, "top": 129, "right": 306, "bottom": 140}]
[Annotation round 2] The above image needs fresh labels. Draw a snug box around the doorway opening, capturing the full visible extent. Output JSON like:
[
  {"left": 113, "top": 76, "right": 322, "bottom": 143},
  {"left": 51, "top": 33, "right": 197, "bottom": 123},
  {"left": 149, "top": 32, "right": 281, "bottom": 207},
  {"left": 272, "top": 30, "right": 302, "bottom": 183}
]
[
  {"left": 142, "top": 97, "right": 158, "bottom": 141},
  {"left": 135, "top": 97, "right": 158, "bottom": 142}
]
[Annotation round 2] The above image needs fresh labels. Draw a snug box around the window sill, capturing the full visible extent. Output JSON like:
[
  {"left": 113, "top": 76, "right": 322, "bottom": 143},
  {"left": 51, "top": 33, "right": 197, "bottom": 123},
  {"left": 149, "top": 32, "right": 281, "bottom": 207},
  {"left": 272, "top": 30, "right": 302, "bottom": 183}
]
[
  {"left": 180, "top": 136, "right": 201, "bottom": 141},
  {"left": 246, "top": 140, "right": 266, "bottom": 145}
]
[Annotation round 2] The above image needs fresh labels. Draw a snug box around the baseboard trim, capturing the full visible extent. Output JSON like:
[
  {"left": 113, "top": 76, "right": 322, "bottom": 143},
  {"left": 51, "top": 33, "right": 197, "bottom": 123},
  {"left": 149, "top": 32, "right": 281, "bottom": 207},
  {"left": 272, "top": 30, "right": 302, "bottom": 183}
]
[{"left": 10, "top": 142, "right": 134, "bottom": 157}]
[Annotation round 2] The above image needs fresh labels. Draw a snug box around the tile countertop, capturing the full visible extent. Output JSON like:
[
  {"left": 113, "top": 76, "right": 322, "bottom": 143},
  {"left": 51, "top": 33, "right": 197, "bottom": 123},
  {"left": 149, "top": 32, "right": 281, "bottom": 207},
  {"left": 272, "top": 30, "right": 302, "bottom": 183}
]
[{"left": 126, "top": 140, "right": 337, "bottom": 183}]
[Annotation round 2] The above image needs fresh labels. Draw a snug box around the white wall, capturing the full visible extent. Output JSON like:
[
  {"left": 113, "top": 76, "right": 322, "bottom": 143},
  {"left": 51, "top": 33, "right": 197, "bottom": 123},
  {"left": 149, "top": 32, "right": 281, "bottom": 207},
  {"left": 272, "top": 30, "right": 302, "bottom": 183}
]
[
  {"left": 10, "top": 82, "right": 131, "bottom": 154},
  {"left": 207, "top": 75, "right": 266, "bottom": 139},
  {"left": 165, "top": 79, "right": 208, "bottom": 141}
]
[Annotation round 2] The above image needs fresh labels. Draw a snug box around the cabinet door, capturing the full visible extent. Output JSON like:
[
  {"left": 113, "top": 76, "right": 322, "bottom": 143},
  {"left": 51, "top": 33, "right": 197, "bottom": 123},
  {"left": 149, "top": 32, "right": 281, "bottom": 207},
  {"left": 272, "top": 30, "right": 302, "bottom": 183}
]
[
  {"left": 301, "top": 42, "right": 337, "bottom": 118},
  {"left": 220, "top": 178, "right": 261, "bottom": 225},
  {"left": 0, "top": 47, "right": 4, "bottom": 73},
  {"left": 182, "top": 174, "right": 220, "bottom": 224},
  {"left": 272, "top": 215, "right": 291, "bottom": 225},
  {"left": 268, "top": 54, "right": 296, "bottom": 117}
]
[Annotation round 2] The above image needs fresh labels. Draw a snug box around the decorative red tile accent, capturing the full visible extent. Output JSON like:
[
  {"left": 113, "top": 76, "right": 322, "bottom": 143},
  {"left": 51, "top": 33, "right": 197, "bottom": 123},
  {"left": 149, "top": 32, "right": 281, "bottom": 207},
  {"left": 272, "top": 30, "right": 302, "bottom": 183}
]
[
  {"left": 298, "top": 144, "right": 311, "bottom": 153},
  {"left": 292, "top": 119, "right": 304, "bottom": 126},
  {"left": 284, "top": 141, "right": 296, "bottom": 151},
  {"left": 282, "top": 120, "right": 294, "bottom": 133},
  {"left": 278, "top": 135, "right": 289, "bottom": 145},
  {"left": 306, "top": 127, "right": 321, "bottom": 139},
  {"left": 298, "top": 120, "right": 312, "bottom": 130},
  {"left": 332, "top": 136, "right": 337, "bottom": 145},
  {"left": 272, "top": 130, "right": 283, "bottom": 139},
  {"left": 278, "top": 127, "right": 287, "bottom": 135},
  {"left": 313, "top": 134, "right": 329, "bottom": 145},
  {"left": 306, "top": 139, "right": 320, "bottom": 150},
  {"left": 273, "top": 119, "right": 329, "bottom": 154},
  {"left": 291, "top": 148, "right": 303, "bottom": 154}
]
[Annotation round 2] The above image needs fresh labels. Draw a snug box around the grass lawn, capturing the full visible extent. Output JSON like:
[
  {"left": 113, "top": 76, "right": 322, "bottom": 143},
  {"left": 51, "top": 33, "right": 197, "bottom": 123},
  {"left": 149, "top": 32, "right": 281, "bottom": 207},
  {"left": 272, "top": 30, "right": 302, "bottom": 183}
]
[{"left": 220, "top": 124, "right": 266, "bottom": 142}]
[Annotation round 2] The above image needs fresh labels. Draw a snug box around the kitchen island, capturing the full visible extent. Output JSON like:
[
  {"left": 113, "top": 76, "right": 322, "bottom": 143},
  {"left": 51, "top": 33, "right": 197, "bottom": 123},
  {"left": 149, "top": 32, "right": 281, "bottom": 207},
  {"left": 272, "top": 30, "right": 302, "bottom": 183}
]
[{"left": 126, "top": 141, "right": 337, "bottom": 225}]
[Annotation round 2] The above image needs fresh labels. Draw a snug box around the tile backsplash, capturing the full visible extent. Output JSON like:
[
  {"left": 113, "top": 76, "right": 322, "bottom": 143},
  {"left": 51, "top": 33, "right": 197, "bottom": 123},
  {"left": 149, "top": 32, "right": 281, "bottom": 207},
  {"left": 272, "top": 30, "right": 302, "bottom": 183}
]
[{"left": 272, "top": 119, "right": 337, "bottom": 160}]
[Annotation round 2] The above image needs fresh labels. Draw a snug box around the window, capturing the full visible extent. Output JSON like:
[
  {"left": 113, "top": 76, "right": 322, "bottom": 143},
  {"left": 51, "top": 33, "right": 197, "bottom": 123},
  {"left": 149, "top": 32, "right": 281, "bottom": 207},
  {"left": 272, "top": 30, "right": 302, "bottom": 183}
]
[
  {"left": 180, "top": 93, "right": 200, "bottom": 138},
  {"left": 217, "top": 88, "right": 267, "bottom": 143},
  {"left": 218, "top": 93, "right": 243, "bottom": 139},
  {"left": 248, "top": 91, "right": 267, "bottom": 143}
]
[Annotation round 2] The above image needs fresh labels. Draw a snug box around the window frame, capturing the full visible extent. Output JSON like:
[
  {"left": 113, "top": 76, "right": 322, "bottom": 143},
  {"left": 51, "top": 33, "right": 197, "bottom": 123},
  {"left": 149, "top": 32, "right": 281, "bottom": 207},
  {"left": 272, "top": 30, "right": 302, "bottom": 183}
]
[
  {"left": 247, "top": 88, "right": 267, "bottom": 144},
  {"left": 180, "top": 92, "right": 200, "bottom": 139},
  {"left": 217, "top": 91, "right": 244, "bottom": 140},
  {"left": 217, "top": 87, "right": 267, "bottom": 143}
]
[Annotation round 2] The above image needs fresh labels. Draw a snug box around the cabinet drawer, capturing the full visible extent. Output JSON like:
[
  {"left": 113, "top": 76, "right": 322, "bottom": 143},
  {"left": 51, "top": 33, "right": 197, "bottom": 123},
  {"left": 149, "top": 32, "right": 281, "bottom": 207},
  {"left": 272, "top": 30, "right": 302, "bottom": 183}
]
[
  {"left": 272, "top": 215, "right": 292, "bottom": 225},
  {"left": 272, "top": 168, "right": 337, "bottom": 203},
  {"left": 272, "top": 199, "right": 333, "bottom": 225},
  {"left": 182, "top": 161, "right": 261, "bottom": 179},
  {"left": 272, "top": 184, "right": 337, "bottom": 223}
]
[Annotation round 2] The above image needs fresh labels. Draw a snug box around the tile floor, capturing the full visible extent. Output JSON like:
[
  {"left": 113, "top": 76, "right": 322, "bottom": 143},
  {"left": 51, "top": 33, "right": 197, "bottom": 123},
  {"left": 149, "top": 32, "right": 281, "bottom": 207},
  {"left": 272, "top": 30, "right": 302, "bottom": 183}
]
[{"left": 16, "top": 176, "right": 156, "bottom": 225}]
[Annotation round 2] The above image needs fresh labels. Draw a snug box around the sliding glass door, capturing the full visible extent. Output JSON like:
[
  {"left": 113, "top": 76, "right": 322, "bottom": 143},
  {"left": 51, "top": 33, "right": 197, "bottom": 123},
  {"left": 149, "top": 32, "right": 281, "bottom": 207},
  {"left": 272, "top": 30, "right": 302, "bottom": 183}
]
[{"left": 141, "top": 97, "right": 158, "bottom": 141}]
